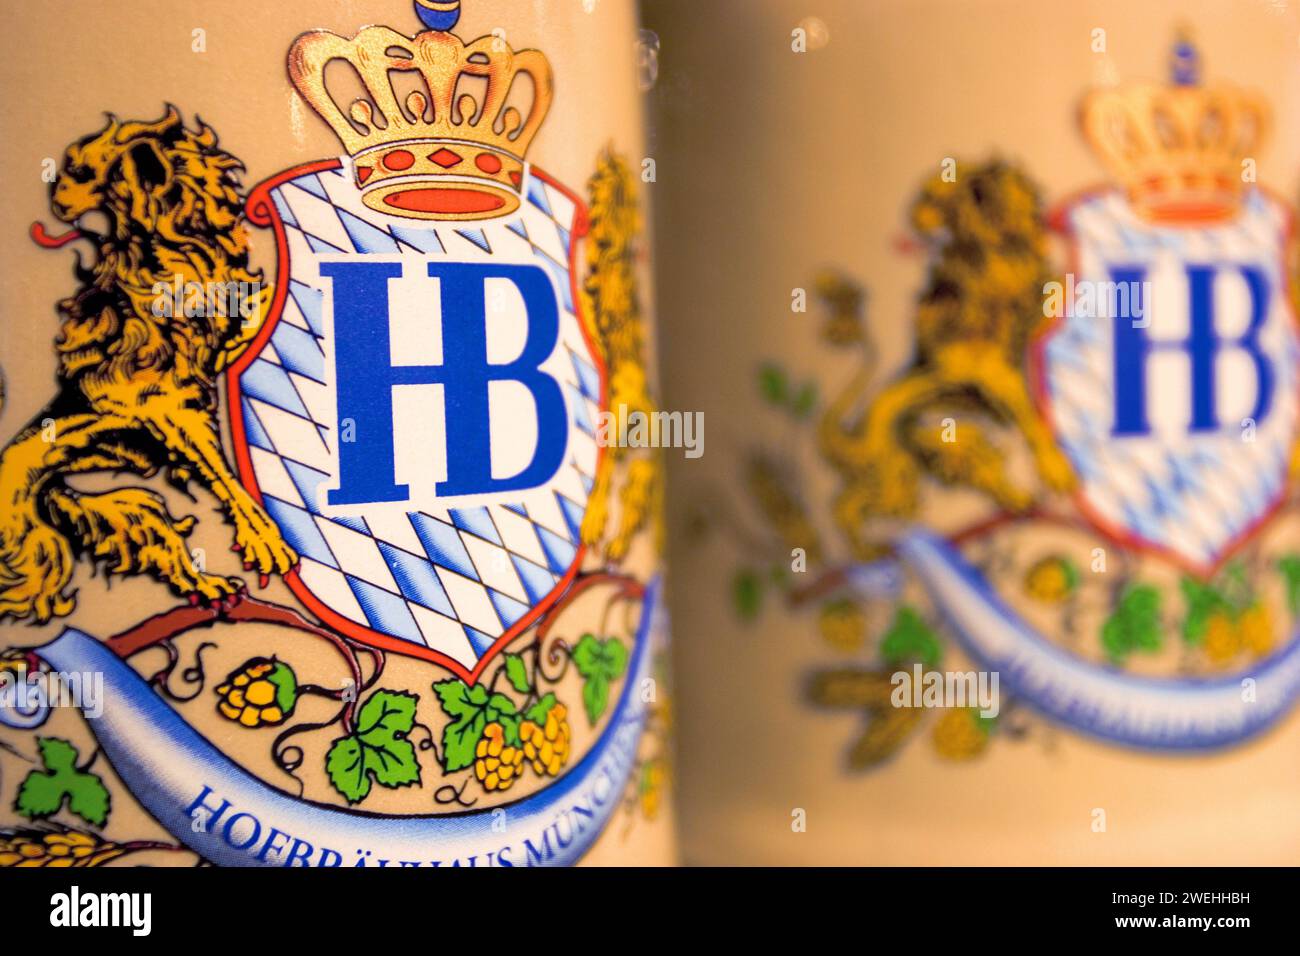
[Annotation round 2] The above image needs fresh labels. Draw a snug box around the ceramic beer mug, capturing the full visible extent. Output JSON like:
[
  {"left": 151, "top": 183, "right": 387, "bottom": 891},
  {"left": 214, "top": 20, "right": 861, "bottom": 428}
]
[
  {"left": 649, "top": 0, "right": 1300, "bottom": 864},
  {"left": 0, "top": 0, "right": 675, "bottom": 867}
]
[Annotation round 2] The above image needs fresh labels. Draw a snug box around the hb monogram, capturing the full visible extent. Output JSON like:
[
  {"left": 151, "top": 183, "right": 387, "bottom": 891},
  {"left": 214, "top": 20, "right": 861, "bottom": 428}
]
[
  {"left": 1111, "top": 263, "right": 1274, "bottom": 437},
  {"left": 321, "top": 260, "right": 569, "bottom": 506}
]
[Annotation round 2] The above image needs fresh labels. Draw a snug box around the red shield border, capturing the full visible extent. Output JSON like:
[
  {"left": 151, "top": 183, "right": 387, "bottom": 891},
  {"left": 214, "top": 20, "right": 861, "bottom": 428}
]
[
  {"left": 227, "top": 159, "right": 606, "bottom": 683},
  {"left": 1028, "top": 185, "right": 1300, "bottom": 580}
]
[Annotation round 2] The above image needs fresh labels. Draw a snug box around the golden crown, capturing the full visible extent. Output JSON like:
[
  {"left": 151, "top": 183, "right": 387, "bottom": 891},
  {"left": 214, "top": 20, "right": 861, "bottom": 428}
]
[
  {"left": 288, "top": 2, "right": 552, "bottom": 221},
  {"left": 1080, "top": 37, "right": 1269, "bottom": 225}
]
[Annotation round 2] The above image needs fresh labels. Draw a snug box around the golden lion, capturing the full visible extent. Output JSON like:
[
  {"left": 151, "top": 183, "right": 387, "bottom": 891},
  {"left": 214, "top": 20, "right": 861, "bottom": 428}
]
[
  {"left": 578, "top": 149, "right": 662, "bottom": 562},
  {"left": 0, "top": 108, "right": 296, "bottom": 623},
  {"left": 818, "top": 159, "right": 1077, "bottom": 558}
]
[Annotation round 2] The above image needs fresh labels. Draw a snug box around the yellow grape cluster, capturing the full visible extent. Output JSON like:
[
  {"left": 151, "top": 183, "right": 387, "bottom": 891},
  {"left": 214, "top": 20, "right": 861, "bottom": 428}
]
[
  {"left": 472, "top": 703, "right": 573, "bottom": 792},
  {"left": 521, "top": 702, "right": 572, "bottom": 776},
  {"left": 474, "top": 722, "right": 525, "bottom": 792}
]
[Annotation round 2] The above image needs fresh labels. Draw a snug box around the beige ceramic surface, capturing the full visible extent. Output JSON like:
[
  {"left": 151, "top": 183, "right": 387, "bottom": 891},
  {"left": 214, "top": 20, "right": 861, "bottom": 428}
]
[
  {"left": 646, "top": 0, "right": 1300, "bottom": 865},
  {"left": 0, "top": 0, "right": 674, "bottom": 867}
]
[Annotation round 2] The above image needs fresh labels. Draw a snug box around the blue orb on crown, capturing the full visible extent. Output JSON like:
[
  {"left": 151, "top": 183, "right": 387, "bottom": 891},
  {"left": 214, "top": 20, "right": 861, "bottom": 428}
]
[
  {"left": 1170, "top": 31, "right": 1200, "bottom": 87},
  {"left": 415, "top": 0, "right": 461, "bottom": 31}
]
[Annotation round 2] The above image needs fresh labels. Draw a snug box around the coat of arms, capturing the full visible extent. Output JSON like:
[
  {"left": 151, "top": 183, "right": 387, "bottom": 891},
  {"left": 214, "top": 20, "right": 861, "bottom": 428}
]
[
  {"left": 234, "top": 20, "right": 604, "bottom": 682},
  {"left": 711, "top": 37, "right": 1300, "bottom": 763},
  {"left": 1041, "top": 54, "right": 1298, "bottom": 575},
  {"left": 0, "top": 0, "right": 671, "bottom": 867}
]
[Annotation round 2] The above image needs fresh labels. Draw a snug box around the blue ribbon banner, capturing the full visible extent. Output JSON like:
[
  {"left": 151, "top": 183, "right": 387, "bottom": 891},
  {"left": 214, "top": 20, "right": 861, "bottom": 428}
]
[
  {"left": 21, "top": 581, "right": 660, "bottom": 867},
  {"left": 888, "top": 531, "right": 1300, "bottom": 749}
]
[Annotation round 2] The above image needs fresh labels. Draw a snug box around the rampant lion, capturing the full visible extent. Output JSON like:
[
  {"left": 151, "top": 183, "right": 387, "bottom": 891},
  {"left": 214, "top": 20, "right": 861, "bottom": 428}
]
[
  {"left": 818, "top": 159, "right": 1077, "bottom": 558},
  {"left": 0, "top": 108, "right": 296, "bottom": 622}
]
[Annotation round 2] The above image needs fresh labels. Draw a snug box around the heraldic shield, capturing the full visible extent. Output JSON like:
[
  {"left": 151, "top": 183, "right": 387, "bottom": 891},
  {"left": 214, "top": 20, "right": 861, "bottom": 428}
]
[
  {"left": 230, "top": 159, "right": 604, "bottom": 682},
  {"left": 1038, "top": 188, "right": 1300, "bottom": 576}
]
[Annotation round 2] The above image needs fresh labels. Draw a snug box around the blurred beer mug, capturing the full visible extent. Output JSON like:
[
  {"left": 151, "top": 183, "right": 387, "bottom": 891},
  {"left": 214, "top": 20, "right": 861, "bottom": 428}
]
[
  {"left": 0, "top": 0, "right": 674, "bottom": 867},
  {"left": 649, "top": 0, "right": 1300, "bottom": 864}
]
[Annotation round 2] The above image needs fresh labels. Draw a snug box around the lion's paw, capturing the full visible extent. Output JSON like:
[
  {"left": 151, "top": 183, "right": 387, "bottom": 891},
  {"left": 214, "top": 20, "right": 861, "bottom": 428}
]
[
  {"left": 1035, "top": 446, "right": 1078, "bottom": 494},
  {"left": 997, "top": 484, "right": 1038, "bottom": 514},
  {"left": 180, "top": 571, "right": 244, "bottom": 605},
  {"left": 232, "top": 506, "right": 297, "bottom": 581},
  {"left": 163, "top": 544, "right": 243, "bottom": 603}
]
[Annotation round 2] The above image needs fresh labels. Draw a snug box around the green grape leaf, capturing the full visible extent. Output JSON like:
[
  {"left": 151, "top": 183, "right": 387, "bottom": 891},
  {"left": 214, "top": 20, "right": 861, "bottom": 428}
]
[
  {"left": 433, "top": 678, "right": 487, "bottom": 773},
  {"left": 524, "top": 692, "right": 558, "bottom": 724},
  {"left": 1219, "top": 561, "right": 1252, "bottom": 611},
  {"left": 791, "top": 382, "right": 818, "bottom": 418},
  {"left": 582, "top": 680, "right": 610, "bottom": 728},
  {"left": 758, "top": 364, "right": 788, "bottom": 404},
  {"left": 1278, "top": 555, "right": 1300, "bottom": 616},
  {"left": 504, "top": 653, "right": 532, "bottom": 694},
  {"left": 879, "top": 605, "right": 942, "bottom": 670},
  {"left": 1101, "top": 615, "right": 1128, "bottom": 662},
  {"left": 1101, "top": 584, "right": 1163, "bottom": 663},
  {"left": 432, "top": 679, "right": 526, "bottom": 769},
  {"left": 325, "top": 689, "right": 420, "bottom": 803},
  {"left": 442, "top": 715, "right": 487, "bottom": 773},
  {"left": 324, "top": 737, "right": 370, "bottom": 804},
  {"left": 1180, "top": 576, "right": 1231, "bottom": 646},
  {"left": 572, "top": 635, "right": 630, "bottom": 725},
  {"left": 15, "top": 738, "right": 110, "bottom": 827},
  {"left": 733, "top": 568, "right": 763, "bottom": 620},
  {"left": 496, "top": 714, "right": 522, "bottom": 747},
  {"left": 974, "top": 711, "right": 998, "bottom": 736},
  {"left": 486, "top": 692, "right": 521, "bottom": 747},
  {"left": 573, "top": 634, "right": 628, "bottom": 681}
]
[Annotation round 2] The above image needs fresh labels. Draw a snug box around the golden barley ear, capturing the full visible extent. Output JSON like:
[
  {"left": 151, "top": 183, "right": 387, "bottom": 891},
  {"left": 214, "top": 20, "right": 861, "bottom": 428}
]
[
  {"left": 847, "top": 709, "right": 924, "bottom": 770},
  {"left": 609, "top": 455, "right": 659, "bottom": 561},
  {"left": 0, "top": 827, "right": 128, "bottom": 868},
  {"left": 805, "top": 667, "right": 927, "bottom": 770},
  {"left": 745, "top": 454, "right": 822, "bottom": 564}
]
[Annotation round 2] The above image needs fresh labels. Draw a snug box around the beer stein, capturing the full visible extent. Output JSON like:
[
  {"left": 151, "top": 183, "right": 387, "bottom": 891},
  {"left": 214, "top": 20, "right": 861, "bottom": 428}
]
[
  {"left": 648, "top": 0, "right": 1300, "bottom": 864},
  {"left": 0, "top": 0, "right": 675, "bottom": 868}
]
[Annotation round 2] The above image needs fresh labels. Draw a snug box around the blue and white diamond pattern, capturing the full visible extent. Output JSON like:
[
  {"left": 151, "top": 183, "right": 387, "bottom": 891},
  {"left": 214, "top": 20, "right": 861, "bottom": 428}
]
[
  {"left": 1043, "top": 189, "right": 1300, "bottom": 569},
  {"left": 237, "top": 163, "right": 601, "bottom": 672}
]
